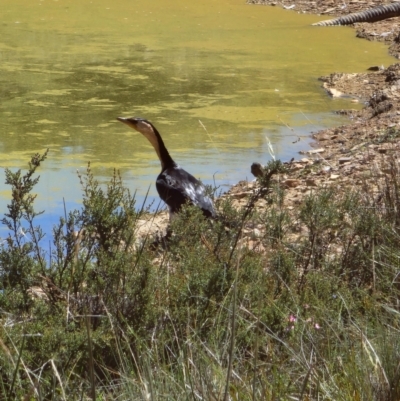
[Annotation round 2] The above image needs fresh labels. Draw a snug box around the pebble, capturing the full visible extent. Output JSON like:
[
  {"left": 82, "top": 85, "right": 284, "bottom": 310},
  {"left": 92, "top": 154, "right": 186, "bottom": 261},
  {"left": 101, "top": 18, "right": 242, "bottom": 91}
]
[
  {"left": 338, "top": 157, "right": 352, "bottom": 164},
  {"left": 307, "top": 148, "right": 325, "bottom": 154}
]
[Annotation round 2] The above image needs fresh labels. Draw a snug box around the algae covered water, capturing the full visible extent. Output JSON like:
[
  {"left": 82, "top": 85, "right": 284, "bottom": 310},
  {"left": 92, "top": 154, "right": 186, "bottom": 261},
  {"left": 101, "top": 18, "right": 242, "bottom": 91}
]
[{"left": 0, "top": 0, "right": 395, "bottom": 233}]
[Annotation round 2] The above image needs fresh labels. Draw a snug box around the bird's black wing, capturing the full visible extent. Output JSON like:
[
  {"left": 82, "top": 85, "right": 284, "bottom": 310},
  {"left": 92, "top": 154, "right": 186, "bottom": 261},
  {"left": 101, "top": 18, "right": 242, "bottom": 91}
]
[{"left": 156, "top": 166, "right": 215, "bottom": 217}]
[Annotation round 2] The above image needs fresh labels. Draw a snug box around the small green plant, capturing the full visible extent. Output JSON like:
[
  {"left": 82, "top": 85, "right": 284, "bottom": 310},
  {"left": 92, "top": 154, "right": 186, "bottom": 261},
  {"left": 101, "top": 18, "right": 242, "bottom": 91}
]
[{"left": 373, "top": 126, "right": 400, "bottom": 144}]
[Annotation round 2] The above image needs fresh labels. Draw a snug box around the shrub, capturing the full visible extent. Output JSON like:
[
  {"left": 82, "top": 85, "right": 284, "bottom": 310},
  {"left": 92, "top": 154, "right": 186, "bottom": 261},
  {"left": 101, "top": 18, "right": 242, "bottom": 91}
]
[{"left": 1, "top": 154, "right": 400, "bottom": 400}]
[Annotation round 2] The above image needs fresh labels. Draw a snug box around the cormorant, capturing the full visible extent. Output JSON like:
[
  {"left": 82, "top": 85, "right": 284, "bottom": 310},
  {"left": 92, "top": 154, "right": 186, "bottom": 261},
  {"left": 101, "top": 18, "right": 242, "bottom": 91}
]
[{"left": 117, "top": 117, "right": 215, "bottom": 219}]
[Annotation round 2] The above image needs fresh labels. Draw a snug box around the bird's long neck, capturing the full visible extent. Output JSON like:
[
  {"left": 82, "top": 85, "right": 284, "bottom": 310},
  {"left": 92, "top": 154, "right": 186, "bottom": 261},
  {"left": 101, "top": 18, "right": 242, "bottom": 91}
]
[{"left": 147, "top": 127, "right": 176, "bottom": 171}]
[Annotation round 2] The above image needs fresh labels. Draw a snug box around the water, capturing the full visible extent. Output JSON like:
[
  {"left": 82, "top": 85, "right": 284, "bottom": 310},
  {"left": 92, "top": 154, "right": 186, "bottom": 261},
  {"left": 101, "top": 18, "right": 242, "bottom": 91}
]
[{"left": 0, "top": 0, "right": 395, "bottom": 236}]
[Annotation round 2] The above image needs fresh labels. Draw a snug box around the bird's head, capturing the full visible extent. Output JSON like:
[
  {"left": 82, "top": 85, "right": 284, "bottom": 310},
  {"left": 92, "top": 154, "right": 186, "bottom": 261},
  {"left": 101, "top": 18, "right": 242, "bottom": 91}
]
[
  {"left": 117, "top": 117, "right": 156, "bottom": 139},
  {"left": 117, "top": 116, "right": 171, "bottom": 168}
]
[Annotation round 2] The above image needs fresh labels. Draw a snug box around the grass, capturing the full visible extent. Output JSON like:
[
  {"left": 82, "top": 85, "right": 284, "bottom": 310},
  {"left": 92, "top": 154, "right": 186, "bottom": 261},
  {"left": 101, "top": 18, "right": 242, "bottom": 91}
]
[{"left": 0, "top": 151, "right": 400, "bottom": 400}]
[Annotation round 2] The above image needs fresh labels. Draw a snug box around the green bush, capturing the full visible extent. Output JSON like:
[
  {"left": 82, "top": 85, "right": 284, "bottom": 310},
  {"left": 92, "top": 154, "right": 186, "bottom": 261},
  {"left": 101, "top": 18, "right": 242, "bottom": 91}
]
[{"left": 1, "top": 153, "right": 400, "bottom": 400}]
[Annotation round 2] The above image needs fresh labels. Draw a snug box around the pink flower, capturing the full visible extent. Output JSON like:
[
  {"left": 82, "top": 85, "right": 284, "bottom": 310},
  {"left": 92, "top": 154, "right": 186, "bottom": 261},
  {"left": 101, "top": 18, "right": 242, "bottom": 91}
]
[
  {"left": 288, "top": 315, "right": 297, "bottom": 323},
  {"left": 314, "top": 323, "right": 321, "bottom": 330}
]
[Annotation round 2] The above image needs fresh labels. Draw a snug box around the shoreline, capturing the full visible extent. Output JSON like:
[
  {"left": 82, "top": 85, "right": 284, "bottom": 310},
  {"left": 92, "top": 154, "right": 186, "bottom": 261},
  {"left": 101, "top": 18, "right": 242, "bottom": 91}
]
[
  {"left": 137, "top": 1, "right": 400, "bottom": 242},
  {"left": 248, "top": 0, "right": 400, "bottom": 58}
]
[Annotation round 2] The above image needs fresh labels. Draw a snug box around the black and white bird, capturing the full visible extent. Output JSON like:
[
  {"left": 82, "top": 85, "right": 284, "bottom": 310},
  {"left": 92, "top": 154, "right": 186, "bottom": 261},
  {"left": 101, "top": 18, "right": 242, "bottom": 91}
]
[{"left": 117, "top": 117, "right": 215, "bottom": 219}]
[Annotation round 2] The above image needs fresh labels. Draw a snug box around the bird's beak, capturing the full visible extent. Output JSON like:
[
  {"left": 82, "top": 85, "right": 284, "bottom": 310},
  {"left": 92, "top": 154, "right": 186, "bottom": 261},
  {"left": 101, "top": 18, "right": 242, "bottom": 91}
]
[
  {"left": 117, "top": 116, "right": 135, "bottom": 128},
  {"left": 117, "top": 116, "right": 140, "bottom": 131}
]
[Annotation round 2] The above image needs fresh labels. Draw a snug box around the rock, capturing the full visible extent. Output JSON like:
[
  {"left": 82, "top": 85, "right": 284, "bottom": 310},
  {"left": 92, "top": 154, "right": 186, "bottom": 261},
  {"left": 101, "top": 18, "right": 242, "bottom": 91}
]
[
  {"left": 322, "top": 7, "right": 337, "bottom": 14},
  {"left": 27, "top": 286, "right": 49, "bottom": 300},
  {"left": 290, "top": 163, "right": 304, "bottom": 171},
  {"left": 377, "top": 145, "right": 394, "bottom": 154},
  {"left": 341, "top": 164, "right": 356, "bottom": 174},
  {"left": 283, "top": 179, "right": 301, "bottom": 188},
  {"left": 338, "top": 157, "right": 352, "bottom": 164},
  {"left": 351, "top": 142, "right": 366, "bottom": 151},
  {"left": 307, "top": 148, "right": 325, "bottom": 154},
  {"left": 326, "top": 88, "right": 344, "bottom": 98},
  {"left": 305, "top": 179, "right": 318, "bottom": 187},
  {"left": 256, "top": 243, "right": 266, "bottom": 253},
  {"left": 232, "top": 191, "right": 252, "bottom": 199},
  {"left": 249, "top": 241, "right": 265, "bottom": 253},
  {"left": 363, "top": 154, "right": 375, "bottom": 162},
  {"left": 317, "top": 134, "right": 330, "bottom": 141},
  {"left": 251, "top": 162, "right": 264, "bottom": 177},
  {"left": 382, "top": 167, "right": 394, "bottom": 174}
]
